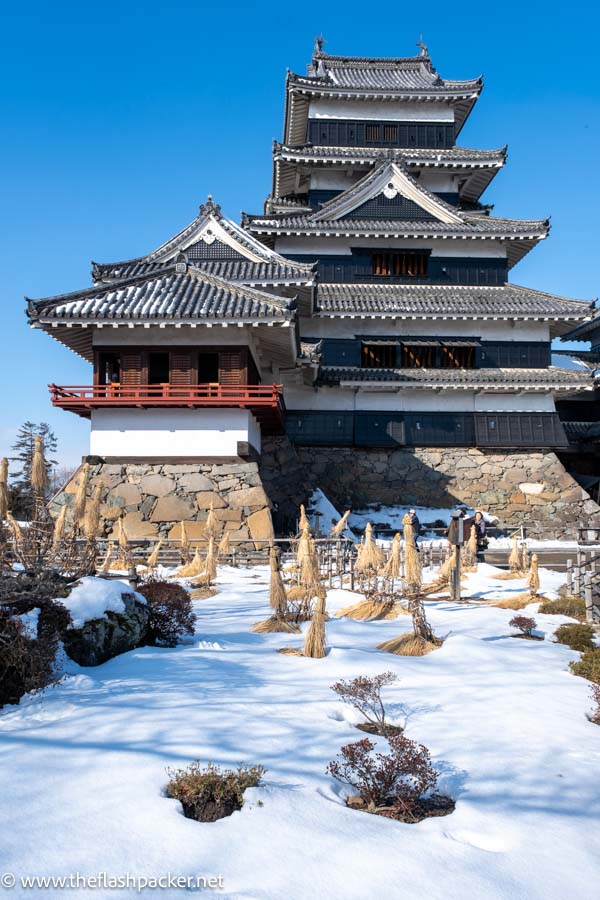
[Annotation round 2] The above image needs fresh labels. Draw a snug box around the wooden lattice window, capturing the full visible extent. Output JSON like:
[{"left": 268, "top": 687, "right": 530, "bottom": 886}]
[
  {"left": 394, "top": 253, "right": 428, "bottom": 277},
  {"left": 372, "top": 253, "right": 391, "bottom": 276},
  {"left": 365, "top": 124, "right": 380, "bottom": 142},
  {"left": 401, "top": 345, "right": 436, "bottom": 368},
  {"left": 361, "top": 343, "right": 397, "bottom": 368},
  {"left": 383, "top": 124, "right": 398, "bottom": 142},
  {"left": 439, "top": 346, "right": 475, "bottom": 369}
]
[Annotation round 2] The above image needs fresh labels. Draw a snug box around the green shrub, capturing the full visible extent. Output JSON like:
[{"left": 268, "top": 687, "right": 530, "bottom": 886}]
[
  {"left": 570, "top": 649, "right": 600, "bottom": 684},
  {"left": 166, "top": 760, "right": 266, "bottom": 822},
  {"left": 538, "top": 596, "right": 585, "bottom": 619},
  {"left": 555, "top": 624, "right": 595, "bottom": 652},
  {"left": 137, "top": 580, "right": 196, "bottom": 647}
]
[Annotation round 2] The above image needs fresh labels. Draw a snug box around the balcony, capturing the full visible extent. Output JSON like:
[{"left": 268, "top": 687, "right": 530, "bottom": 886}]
[{"left": 49, "top": 383, "right": 286, "bottom": 431}]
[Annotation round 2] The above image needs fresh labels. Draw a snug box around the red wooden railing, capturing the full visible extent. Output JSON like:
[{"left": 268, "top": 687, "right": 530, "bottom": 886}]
[{"left": 48, "top": 383, "right": 286, "bottom": 430}]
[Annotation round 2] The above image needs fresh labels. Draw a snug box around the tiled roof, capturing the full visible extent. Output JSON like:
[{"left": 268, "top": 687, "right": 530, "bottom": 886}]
[
  {"left": 561, "top": 309, "right": 600, "bottom": 342},
  {"left": 274, "top": 143, "right": 507, "bottom": 166},
  {"left": 318, "top": 366, "right": 591, "bottom": 390},
  {"left": 93, "top": 258, "right": 313, "bottom": 285},
  {"left": 300, "top": 51, "right": 482, "bottom": 95},
  {"left": 27, "top": 265, "right": 295, "bottom": 323},
  {"left": 563, "top": 422, "right": 600, "bottom": 441},
  {"left": 314, "top": 283, "right": 593, "bottom": 320}
]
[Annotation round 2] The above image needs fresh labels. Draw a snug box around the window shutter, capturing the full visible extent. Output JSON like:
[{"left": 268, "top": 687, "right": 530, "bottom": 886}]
[
  {"left": 120, "top": 353, "right": 143, "bottom": 385},
  {"left": 170, "top": 352, "right": 193, "bottom": 385},
  {"left": 219, "top": 350, "right": 244, "bottom": 385}
]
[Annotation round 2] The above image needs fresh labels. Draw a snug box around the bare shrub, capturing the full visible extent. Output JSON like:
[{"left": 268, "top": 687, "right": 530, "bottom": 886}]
[
  {"left": 331, "top": 672, "right": 398, "bottom": 736},
  {"left": 0, "top": 599, "right": 69, "bottom": 707},
  {"left": 166, "top": 760, "right": 266, "bottom": 822},
  {"left": 509, "top": 615, "right": 537, "bottom": 637},
  {"left": 327, "top": 734, "right": 439, "bottom": 819},
  {"left": 137, "top": 581, "right": 196, "bottom": 647},
  {"left": 590, "top": 684, "right": 600, "bottom": 725},
  {"left": 538, "top": 596, "right": 585, "bottom": 619}
]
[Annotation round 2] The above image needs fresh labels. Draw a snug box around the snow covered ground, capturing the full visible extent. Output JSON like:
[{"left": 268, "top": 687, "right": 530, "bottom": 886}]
[{"left": 1, "top": 565, "right": 600, "bottom": 899}]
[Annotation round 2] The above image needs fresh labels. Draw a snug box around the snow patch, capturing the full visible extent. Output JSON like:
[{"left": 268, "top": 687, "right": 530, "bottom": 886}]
[{"left": 61, "top": 577, "right": 146, "bottom": 629}]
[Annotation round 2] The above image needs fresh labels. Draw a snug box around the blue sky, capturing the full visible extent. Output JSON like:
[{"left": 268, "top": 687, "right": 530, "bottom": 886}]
[{"left": 1, "top": 0, "right": 599, "bottom": 466}]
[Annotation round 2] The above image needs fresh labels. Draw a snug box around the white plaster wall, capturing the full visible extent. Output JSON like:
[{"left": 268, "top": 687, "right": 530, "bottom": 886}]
[
  {"left": 298, "top": 317, "right": 551, "bottom": 342},
  {"left": 90, "top": 408, "right": 261, "bottom": 457},
  {"left": 308, "top": 99, "right": 454, "bottom": 121},
  {"left": 284, "top": 384, "right": 556, "bottom": 413},
  {"left": 275, "top": 236, "right": 507, "bottom": 258},
  {"left": 310, "top": 170, "right": 362, "bottom": 190}
]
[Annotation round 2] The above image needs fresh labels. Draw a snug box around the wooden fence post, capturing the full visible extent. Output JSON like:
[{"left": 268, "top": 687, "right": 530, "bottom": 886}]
[{"left": 584, "top": 574, "right": 593, "bottom": 623}]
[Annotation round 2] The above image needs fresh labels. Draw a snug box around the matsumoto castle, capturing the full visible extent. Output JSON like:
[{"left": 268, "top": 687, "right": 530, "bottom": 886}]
[{"left": 28, "top": 39, "right": 600, "bottom": 537}]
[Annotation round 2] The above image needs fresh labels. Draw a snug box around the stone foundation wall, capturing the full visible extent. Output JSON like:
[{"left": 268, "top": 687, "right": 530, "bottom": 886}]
[
  {"left": 259, "top": 441, "right": 600, "bottom": 537},
  {"left": 52, "top": 460, "right": 274, "bottom": 545}
]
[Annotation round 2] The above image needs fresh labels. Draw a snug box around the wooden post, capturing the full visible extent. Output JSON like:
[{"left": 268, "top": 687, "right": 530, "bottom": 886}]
[
  {"left": 450, "top": 545, "right": 461, "bottom": 602},
  {"left": 584, "top": 574, "right": 593, "bottom": 623},
  {"left": 566, "top": 559, "right": 573, "bottom": 595},
  {"left": 350, "top": 554, "right": 355, "bottom": 592}
]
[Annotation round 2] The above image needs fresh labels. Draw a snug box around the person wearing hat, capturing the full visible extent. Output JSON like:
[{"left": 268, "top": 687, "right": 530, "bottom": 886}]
[{"left": 408, "top": 508, "right": 421, "bottom": 551}]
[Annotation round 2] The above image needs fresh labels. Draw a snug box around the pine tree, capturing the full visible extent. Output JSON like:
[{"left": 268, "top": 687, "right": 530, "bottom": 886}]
[{"left": 9, "top": 422, "right": 58, "bottom": 517}]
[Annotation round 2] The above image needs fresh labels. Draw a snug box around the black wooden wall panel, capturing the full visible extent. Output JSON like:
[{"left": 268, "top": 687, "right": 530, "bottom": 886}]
[
  {"left": 287, "top": 254, "right": 508, "bottom": 285},
  {"left": 318, "top": 339, "right": 551, "bottom": 369},
  {"left": 307, "top": 120, "right": 455, "bottom": 149}
]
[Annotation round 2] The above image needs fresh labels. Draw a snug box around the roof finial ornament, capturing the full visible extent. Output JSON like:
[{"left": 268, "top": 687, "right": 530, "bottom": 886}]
[
  {"left": 416, "top": 35, "right": 428, "bottom": 57},
  {"left": 314, "top": 33, "right": 326, "bottom": 55},
  {"left": 199, "top": 194, "right": 222, "bottom": 217}
]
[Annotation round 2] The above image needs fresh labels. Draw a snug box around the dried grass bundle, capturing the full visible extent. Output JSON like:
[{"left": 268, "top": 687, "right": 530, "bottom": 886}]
[
  {"left": 204, "top": 536, "right": 218, "bottom": 583},
  {"left": 177, "top": 547, "right": 205, "bottom": 578},
  {"left": 83, "top": 481, "right": 103, "bottom": 540},
  {"left": 521, "top": 544, "right": 530, "bottom": 574},
  {"left": 286, "top": 585, "right": 308, "bottom": 602},
  {"left": 438, "top": 546, "right": 457, "bottom": 582},
  {"left": 300, "top": 533, "right": 321, "bottom": 592},
  {"left": 0, "top": 457, "right": 9, "bottom": 520},
  {"left": 205, "top": 503, "right": 218, "bottom": 540},
  {"left": 336, "top": 597, "right": 397, "bottom": 621},
  {"left": 330, "top": 509, "right": 351, "bottom": 537},
  {"left": 299, "top": 503, "right": 310, "bottom": 532},
  {"left": 354, "top": 523, "right": 384, "bottom": 574},
  {"left": 508, "top": 535, "right": 521, "bottom": 573},
  {"left": 6, "top": 511, "right": 24, "bottom": 547},
  {"left": 464, "top": 525, "right": 478, "bottom": 568},
  {"left": 117, "top": 516, "right": 128, "bottom": 551},
  {"left": 99, "top": 544, "right": 115, "bottom": 572},
  {"left": 377, "top": 631, "right": 440, "bottom": 657},
  {"left": 252, "top": 616, "right": 300, "bottom": 634},
  {"left": 528, "top": 553, "right": 540, "bottom": 596},
  {"left": 31, "top": 436, "right": 48, "bottom": 494},
  {"left": 303, "top": 593, "right": 327, "bottom": 659},
  {"left": 402, "top": 515, "right": 422, "bottom": 590},
  {"left": 492, "top": 594, "right": 532, "bottom": 610},
  {"left": 145, "top": 539, "right": 163, "bottom": 568},
  {"left": 71, "top": 464, "right": 90, "bottom": 530},
  {"left": 269, "top": 544, "right": 287, "bottom": 614},
  {"left": 218, "top": 530, "right": 230, "bottom": 556},
  {"left": 380, "top": 532, "right": 401, "bottom": 578},
  {"left": 296, "top": 525, "right": 311, "bottom": 568},
  {"left": 52, "top": 505, "right": 68, "bottom": 547}
]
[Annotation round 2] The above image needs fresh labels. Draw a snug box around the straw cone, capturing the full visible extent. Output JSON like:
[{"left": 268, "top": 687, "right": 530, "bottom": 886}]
[
  {"left": 521, "top": 544, "right": 529, "bottom": 574},
  {"left": 508, "top": 535, "right": 521, "bottom": 573},
  {"left": 336, "top": 597, "right": 399, "bottom": 621},
  {"left": 354, "top": 523, "right": 384, "bottom": 573},
  {"left": 330, "top": 509, "right": 350, "bottom": 537},
  {"left": 204, "top": 536, "right": 217, "bottom": 583},
  {"left": 402, "top": 515, "right": 422, "bottom": 589},
  {"left": 146, "top": 540, "right": 163, "bottom": 568},
  {"left": 269, "top": 544, "right": 287, "bottom": 613},
  {"left": 0, "top": 457, "right": 9, "bottom": 520},
  {"left": 380, "top": 532, "right": 401, "bottom": 577},
  {"left": 31, "top": 436, "right": 47, "bottom": 494},
  {"left": 52, "top": 505, "right": 68, "bottom": 547},
  {"left": 299, "top": 503, "right": 310, "bottom": 532},
  {"left": 71, "top": 464, "right": 90, "bottom": 529},
  {"left": 377, "top": 631, "right": 439, "bottom": 656},
  {"left": 528, "top": 553, "right": 540, "bottom": 596},
  {"left": 303, "top": 592, "right": 327, "bottom": 659},
  {"left": 205, "top": 503, "right": 218, "bottom": 540},
  {"left": 117, "top": 516, "right": 128, "bottom": 551},
  {"left": 99, "top": 544, "right": 115, "bottom": 572},
  {"left": 464, "top": 524, "right": 478, "bottom": 567},
  {"left": 83, "top": 481, "right": 103, "bottom": 540},
  {"left": 218, "top": 530, "right": 230, "bottom": 556},
  {"left": 177, "top": 546, "right": 205, "bottom": 578}
]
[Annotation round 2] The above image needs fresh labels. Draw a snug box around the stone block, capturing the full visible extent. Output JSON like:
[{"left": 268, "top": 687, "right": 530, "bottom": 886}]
[
  {"left": 214, "top": 508, "right": 243, "bottom": 523},
  {"left": 227, "top": 526, "right": 250, "bottom": 540},
  {"left": 178, "top": 473, "right": 216, "bottom": 492},
  {"left": 519, "top": 483, "right": 545, "bottom": 496},
  {"left": 109, "top": 512, "right": 158, "bottom": 539},
  {"left": 109, "top": 482, "right": 142, "bottom": 506},
  {"left": 139, "top": 474, "right": 176, "bottom": 496},
  {"left": 228, "top": 486, "right": 269, "bottom": 509},
  {"left": 247, "top": 507, "right": 274, "bottom": 547},
  {"left": 195, "top": 491, "right": 227, "bottom": 510},
  {"left": 150, "top": 496, "right": 195, "bottom": 522},
  {"left": 167, "top": 520, "right": 208, "bottom": 541}
]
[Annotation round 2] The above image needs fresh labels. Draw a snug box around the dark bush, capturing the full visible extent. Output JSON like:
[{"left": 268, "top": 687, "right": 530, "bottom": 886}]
[
  {"left": 0, "top": 572, "right": 71, "bottom": 606},
  {"left": 331, "top": 671, "right": 399, "bottom": 736},
  {"left": 137, "top": 580, "right": 196, "bottom": 647},
  {"left": 509, "top": 615, "right": 537, "bottom": 636},
  {"left": 166, "top": 760, "right": 266, "bottom": 822},
  {"left": 0, "top": 603, "right": 66, "bottom": 708},
  {"left": 327, "top": 734, "right": 439, "bottom": 819},
  {"left": 538, "top": 596, "right": 585, "bottom": 619},
  {"left": 570, "top": 648, "right": 600, "bottom": 684},
  {"left": 555, "top": 624, "right": 595, "bottom": 652}
]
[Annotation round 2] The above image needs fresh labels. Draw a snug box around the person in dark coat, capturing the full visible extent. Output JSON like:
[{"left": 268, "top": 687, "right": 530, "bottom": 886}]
[
  {"left": 473, "top": 511, "right": 488, "bottom": 552},
  {"left": 408, "top": 509, "right": 421, "bottom": 552}
]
